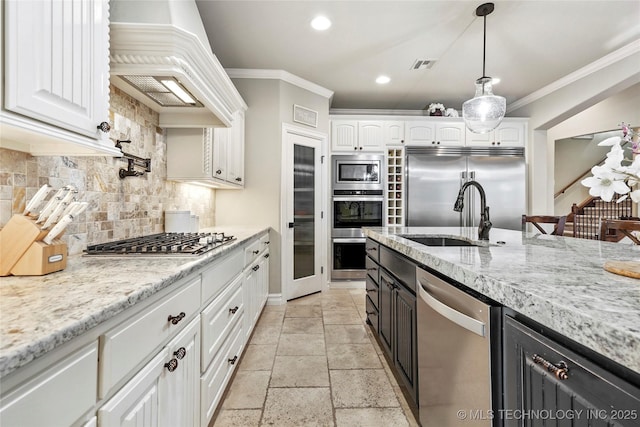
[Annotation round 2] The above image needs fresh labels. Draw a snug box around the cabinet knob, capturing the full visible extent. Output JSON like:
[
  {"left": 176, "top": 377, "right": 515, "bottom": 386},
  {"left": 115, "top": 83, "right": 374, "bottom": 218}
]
[
  {"left": 173, "top": 347, "right": 186, "bottom": 360},
  {"left": 216, "top": 169, "right": 222, "bottom": 175},
  {"left": 354, "top": 147, "right": 358, "bottom": 150},
  {"left": 229, "top": 306, "right": 239, "bottom": 314},
  {"left": 164, "top": 358, "right": 178, "bottom": 372},
  {"left": 359, "top": 147, "right": 363, "bottom": 150},
  {"left": 235, "top": 177, "right": 242, "bottom": 182},
  {"left": 253, "top": 250, "right": 259, "bottom": 254},
  {"left": 264, "top": 253, "right": 270, "bottom": 258},
  {"left": 97, "top": 121, "right": 111, "bottom": 133},
  {"left": 252, "top": 265, "right": 260, "bottom": 271},
  {"left": 228, "top": 355, "right": 238, "bottom": 365},
  {"left": 167, "top": 312, "right": 186, "bottom": 325}
]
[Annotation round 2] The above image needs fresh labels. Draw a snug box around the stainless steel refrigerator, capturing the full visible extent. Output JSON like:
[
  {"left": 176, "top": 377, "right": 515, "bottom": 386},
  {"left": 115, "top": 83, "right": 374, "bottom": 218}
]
[{"left": 405, "top": 146, "right": 526, "bottom": 230}]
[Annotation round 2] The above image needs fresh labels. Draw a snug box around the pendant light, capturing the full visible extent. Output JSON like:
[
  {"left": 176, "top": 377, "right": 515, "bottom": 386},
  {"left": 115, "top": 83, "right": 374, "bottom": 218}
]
[{"left": 462, "top": 2, "right": 506, "bottom": 134}]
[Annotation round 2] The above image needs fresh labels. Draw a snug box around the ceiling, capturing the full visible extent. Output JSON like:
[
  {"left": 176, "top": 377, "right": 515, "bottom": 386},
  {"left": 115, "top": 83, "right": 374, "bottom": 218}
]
[{"left": 195, "top": 1, "right": 640, "bottom": 112}]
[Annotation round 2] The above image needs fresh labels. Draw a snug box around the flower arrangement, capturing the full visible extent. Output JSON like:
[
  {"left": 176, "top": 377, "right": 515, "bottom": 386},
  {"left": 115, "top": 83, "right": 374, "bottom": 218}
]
[
  {"left": 581, "top": 122, "right": 639, "bottom": 203},
  {"left": 427, "top": 103, "right": 445, "bottom": 116}
]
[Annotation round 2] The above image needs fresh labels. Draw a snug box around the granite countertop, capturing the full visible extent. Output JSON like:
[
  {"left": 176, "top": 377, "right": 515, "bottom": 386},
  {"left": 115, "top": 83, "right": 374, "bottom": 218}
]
[
  {"left": 0, "top": 227, "right": 269, "bottom": 379},
  {"left": 364, "top": 226, "right": 640, "bottom": 375}
]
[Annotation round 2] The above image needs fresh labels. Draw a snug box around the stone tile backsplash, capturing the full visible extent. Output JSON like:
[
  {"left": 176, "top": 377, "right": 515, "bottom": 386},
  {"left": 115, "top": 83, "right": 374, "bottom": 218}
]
[{"left": 0, "top": 86, "right": 216, "bottom": 255}]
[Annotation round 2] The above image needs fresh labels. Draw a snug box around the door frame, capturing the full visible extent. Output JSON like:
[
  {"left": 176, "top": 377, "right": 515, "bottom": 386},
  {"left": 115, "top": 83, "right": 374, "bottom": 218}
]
[{"left": 280, "top": 123, "right": 329, "bottom": 301}]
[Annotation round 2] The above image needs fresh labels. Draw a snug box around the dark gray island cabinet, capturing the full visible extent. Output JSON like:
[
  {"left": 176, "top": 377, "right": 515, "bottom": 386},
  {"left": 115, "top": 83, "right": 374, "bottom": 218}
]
[{"left": 364, "top": 234, "right": 640, "bottom": 427}]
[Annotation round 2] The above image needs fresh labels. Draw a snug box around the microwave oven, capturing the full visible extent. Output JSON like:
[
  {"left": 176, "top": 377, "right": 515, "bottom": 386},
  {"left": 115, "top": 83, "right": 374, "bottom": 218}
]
[{"left": 332, "top": 154, "right": 384, "bottom": 190}]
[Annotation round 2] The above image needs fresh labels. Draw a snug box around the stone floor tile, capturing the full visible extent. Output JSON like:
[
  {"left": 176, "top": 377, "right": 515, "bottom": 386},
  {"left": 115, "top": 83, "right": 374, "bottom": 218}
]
[
  {"left": 330, "top": 369, "right": 399, "bottom": 408},
  {"left": 257, "top": 310, "right": 285, "bottom": 326},
  {"left": 238, "top": 344, "right": 277, "bottom": 371},
  {"left": 287, "top": 292, "right": 323, "bottom": 305},
  {"left": 249, "top": 323, "right": 281, "bottom": 345},
  {"left": 270, "top": 355, "right": 330, "bottom": 387},
  {"left": 285, "top": 304, "right": 322, "bottom": 318},
  {"left": 321, "top": 297, "right": 357, "bottom": 310},
  {"left": 212, "top": 409, "right": 262, "bottom": 427},
  {"left": 324, "top": 324, "right": 371, "bottom": 344},
  {"left": 335, "top": 408, "right": 409, "bottom": 427},
  {"left": 323, "top": 308, "right": 363, "bottom": 325},
  {"left": 326, "top": 343, "right": 382, "bottom": 369},
  {"left": 277, "top": 333, "right": 326, "bottom": 356},
  {"left": 282, "top": 317, "right": 324, "bottom": 334},
  {"left": 221, "top": 370, "right": 270, "bottom": 409},
  {"left": 261, "top": 387, "right": 334, "bottom": 427}
]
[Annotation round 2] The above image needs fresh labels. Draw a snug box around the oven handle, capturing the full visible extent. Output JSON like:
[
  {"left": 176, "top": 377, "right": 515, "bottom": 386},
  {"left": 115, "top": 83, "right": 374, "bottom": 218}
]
[
  {"left": 418, "top": 281, "right": 486, "bottom": 337},
  {"left": 332, "top": 197, "right": 384, "bottom": 202},
  {"left": 332, "top": 238, "right": 367, "bottom": 244}
]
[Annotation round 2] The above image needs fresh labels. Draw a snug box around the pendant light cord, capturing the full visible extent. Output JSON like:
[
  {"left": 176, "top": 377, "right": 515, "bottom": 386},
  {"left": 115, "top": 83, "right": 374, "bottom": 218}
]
[{"left": 482, "top": 13, "right": 487, "bottom": 78}]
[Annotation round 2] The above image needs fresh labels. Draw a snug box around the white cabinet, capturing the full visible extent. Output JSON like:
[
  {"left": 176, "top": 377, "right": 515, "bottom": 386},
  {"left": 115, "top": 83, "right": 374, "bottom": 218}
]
[
  {"left": 331, "top": 120, "right": 384, "bottom": 152},
  {"left": 0, "top": 342, "right": 98, "bottom": 427},
  {"left": 1, "top": 0, "right": 120, "bottom": 156},
  {"left": 99, "top": 317, "right": 200, "bottom": 427},
  {"left": 465, "top": 119, "right": 526, "bottom": 147},
  {"left": 242, "top": 233, "right": 270, "bottom": 340},
  {"left": 405, "top": 120, "right": 465, "bottom": 146},
  {"left": 384, "top": 121, "right": 405, "bottom": 145},
  {"left": 166, "top": 111, "right": 246, "bottom": 189}
]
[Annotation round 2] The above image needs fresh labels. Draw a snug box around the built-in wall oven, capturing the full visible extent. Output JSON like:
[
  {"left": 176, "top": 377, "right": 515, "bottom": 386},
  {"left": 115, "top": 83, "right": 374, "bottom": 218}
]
[{"left": 331, "top": 154, "right": 385, "bottom": 280}]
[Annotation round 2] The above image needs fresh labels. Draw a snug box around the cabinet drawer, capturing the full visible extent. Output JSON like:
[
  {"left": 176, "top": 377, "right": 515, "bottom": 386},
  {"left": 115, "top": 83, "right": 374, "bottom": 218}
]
[
  {"left": 201, "top": 275, "right": 244, "bottom": 371},
  {"left": 244, "top": 240, "right": 261, "bottom": 267},
  {"left": 100, "top": 277, "right": 201, "bottom": 397},
  {"left": 200, "top": 318, "right": 244, "bottom": 427},
  {"left": 365, "top": 275, "right": 379, "bottom": 310},
  {"left": 366, "top": 296, "right": 379, "bottom": 335},
  {"left": 365, "top": 239, "right": 379, "bottom": 262},
  {"left": 0, "top": 342, "right": 98, "bottom": 427},
  {"left": 201, "top": 249, "right": 243, "bottom": 304},
  {"left": 365, "top": 256, "right": 379, "bottom": 282},
  {"left": 259, "top": 232, "right": 270, "bottom": 248}
]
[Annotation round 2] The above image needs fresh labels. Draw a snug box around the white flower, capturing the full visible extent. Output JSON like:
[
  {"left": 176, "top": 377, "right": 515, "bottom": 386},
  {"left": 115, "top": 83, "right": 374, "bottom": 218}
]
[{"left": 581, "top": 165, "right": 630, "bottom": 202}]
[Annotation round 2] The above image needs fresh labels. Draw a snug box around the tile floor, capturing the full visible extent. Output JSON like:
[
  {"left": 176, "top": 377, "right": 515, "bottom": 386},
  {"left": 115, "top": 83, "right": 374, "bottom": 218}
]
[{"left": 212, "top": 288, "right": 419, "bottom": 427}]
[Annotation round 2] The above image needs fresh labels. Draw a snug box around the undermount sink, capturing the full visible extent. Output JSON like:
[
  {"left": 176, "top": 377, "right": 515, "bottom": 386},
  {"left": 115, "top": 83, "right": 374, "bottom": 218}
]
[{"left": 399, "top": 235, "right": 479, "bottom": 247}]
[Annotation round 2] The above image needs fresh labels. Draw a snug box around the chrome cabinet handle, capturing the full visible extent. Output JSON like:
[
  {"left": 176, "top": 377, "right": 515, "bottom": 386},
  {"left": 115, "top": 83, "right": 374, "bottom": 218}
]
[
  {"left": 97, "top": 122, "right": 111, "bottom": 133},
  {"left": 173, "top": 347, "right": 186, "bottom": 360},
  {"left": 164, "top": 358, "right": 178, "bottom": 372}
]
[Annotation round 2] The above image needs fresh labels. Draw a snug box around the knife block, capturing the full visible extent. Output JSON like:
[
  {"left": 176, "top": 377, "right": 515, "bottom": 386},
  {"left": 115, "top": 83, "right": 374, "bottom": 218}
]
[{"left": 0, "top": 214, "right": 66, "bottom": 276}]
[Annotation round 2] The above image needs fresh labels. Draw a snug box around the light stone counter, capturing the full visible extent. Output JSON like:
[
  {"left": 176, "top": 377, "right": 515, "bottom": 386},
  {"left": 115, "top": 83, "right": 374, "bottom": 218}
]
[
  {"left": 363, "top": 226, "right": 640, "bottom": 375},
  {"left": 0, "top": 227, "right": 269, "bottom": 379}
]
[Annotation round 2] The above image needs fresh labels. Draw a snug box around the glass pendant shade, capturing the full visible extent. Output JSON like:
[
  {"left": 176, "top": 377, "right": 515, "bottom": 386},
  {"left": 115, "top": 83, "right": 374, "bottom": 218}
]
[{"left": 462, "top": 77, "right": 506, "bottom": 134}]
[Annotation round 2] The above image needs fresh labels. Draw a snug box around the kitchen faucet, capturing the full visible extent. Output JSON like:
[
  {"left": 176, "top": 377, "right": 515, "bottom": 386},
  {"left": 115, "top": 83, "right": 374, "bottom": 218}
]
[{"left": 453, "top": 180, "right": 492, "bottom": 240}]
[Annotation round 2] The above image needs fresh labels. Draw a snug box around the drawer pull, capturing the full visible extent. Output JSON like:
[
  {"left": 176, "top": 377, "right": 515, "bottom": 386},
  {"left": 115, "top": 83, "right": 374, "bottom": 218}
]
[
  {"left": 264, "top": 241, "right": 270, "bottom": 244},
  {"left": 264, "top": 253, "right": 270, "bottom": 258},
  {"left": 366, "top": 311, "right": 376, "bottom": 316},
  {"left": 228, "top": 355, "right": 238, "bottom": 365},
  {"left": 252, "top": 265, "right": 260, "bottom": 271},
  {"left": 173, "top": 347, "right": 186, "bottom": 360},
  {"left": 229, "top": 306, "right": 239, "bottom": 314},
  {"left": 252, "top": 250, "right": 260, "bottom": 255},
  {"left": 168, "top": 312, "right": 186, "bottom": 325},
  {"left": 532, "top": 354, "right": 569, "bottom": 380},
  {"left": 366, "top": 288, "right": 377, "bottom": 293},
  {"left": 164, "top": 358, "right": 178, "bottom": 372},
  {"left": 365, "top": 247, "right": 377, "bottom": 252}
]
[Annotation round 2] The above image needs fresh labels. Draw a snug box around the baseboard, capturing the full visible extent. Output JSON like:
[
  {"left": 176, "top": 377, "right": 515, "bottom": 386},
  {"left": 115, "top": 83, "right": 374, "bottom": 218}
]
[{"left": 267, "top": 293, "right": 285, "bottom": 305}]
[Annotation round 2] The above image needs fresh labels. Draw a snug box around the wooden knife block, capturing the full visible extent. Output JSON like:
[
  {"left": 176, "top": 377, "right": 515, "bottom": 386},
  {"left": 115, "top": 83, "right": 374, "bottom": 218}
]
[{"left": 0, "top": 214, "right": 67, "bottom": 276}]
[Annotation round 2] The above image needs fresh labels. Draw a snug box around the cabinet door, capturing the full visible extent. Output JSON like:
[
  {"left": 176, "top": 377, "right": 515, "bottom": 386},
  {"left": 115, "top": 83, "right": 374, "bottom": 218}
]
[
  {"left": 358, "top": 121, "right": 384, "bottom": 151},
  {"left": 0, "top": 343, "right": 98, "bottom": 427},
  {"left": 212, "top": 128, "right": 229, "bottom": 182},
  {"left": 394, "top": 285, "right": 417, "bottom": 403},
  {"left": 378, "top": 271, "right": 394, "bottom": 356},
  {"left": 226, "top": 110, "right": 245, "bottom": 186},
  {"left": 4, "top": 0, "right": 109, "bottom": 140},
  {"left": 331, "top": 120, "right": 358, "bottom": 152},
  {"left": 160, "top": 318, "right": 200, "bottom": 427},
  {"left": 504, "top": 316, "right": 640, "bottom": 427},
  {"left": 495, "top": 121, "right": 525, "bottom": 147},
  {"left": 405, "top": 122, "right": 436, "bottom": 146},
  {"left": 243, "top": 266, "right": 258, "bottom": 340},
  {"left": 435, "top": 122, "right": 465, "bottom": 146},
  {"left": 258, "top": 251, "right": 270, "bottom": 312},
  {"left": 465, "top": 128, "right": 495, "bottom": 147},
  {"left": 384, "top": 121, "right": 405, "bottom": 145}
]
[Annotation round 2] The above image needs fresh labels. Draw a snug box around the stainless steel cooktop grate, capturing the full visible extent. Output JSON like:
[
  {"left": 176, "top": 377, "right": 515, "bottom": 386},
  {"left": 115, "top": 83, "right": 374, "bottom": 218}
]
[{"left": 84, "top": 232, "right": 235, "bottom": 256}]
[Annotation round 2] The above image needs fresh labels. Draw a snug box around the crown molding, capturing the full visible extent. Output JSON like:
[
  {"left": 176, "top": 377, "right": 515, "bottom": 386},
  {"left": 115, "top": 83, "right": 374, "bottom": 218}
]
[
  {"left": 507, "top": 39, "right": 640, "bottom": 114},
  {"left": 225, "top": 69, "right": 334, "bottom": 100}
]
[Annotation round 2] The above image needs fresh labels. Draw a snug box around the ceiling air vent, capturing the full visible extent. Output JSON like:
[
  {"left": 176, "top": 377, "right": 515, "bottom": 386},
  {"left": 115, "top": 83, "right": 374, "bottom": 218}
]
[{"left": 411, "top": 59, "right": 436, "bottom": 70}]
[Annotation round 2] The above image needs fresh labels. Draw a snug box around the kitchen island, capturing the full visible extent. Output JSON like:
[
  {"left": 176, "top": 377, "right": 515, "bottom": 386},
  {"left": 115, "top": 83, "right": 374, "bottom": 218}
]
[{"left": 363, "top": 226, "right": 640, "bottom": 375}]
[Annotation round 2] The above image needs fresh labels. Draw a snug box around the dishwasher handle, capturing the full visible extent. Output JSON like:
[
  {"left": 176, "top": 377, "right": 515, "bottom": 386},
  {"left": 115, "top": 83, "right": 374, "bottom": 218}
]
[{"left": 418, "top": 281, "right": 486, "bottom": 337}]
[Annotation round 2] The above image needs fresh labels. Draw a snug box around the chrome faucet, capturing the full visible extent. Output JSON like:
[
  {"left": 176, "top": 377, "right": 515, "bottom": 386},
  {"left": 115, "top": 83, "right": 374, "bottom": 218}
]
[{"left": 453, "top": 180, "right": 492, "bottom": 240}]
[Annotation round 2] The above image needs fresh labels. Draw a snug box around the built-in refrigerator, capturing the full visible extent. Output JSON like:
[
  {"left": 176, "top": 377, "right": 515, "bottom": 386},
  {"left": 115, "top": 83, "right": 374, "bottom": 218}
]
[{"left": 406, "top": 146, "right": 526, "bottom": 230}]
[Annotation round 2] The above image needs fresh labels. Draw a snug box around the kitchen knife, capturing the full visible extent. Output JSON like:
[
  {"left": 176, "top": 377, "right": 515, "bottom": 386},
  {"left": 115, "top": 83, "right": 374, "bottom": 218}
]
[
  {"left": 41, "top": 189, "right": 77, "bottom": 230},
  {"left": 61, "top": 201, "right": 88, "bottom": 219},
  {"left": 36, "top": 185, "right": 74, "bottom": 223},
  {"left": 43, "top": 214, "right": 74, "bottom": 245},
  {"left": 23, "top": 184, "right": 52, "bottom": 216}
]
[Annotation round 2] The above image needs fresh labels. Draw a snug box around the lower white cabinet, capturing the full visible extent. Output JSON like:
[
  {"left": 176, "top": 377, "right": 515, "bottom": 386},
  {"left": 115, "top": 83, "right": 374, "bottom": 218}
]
[
  {"left": 0, "top": 342, "right": 98, "bottom": 427},
  {"left": 243, "top": 243, "right": 269, "bottom": 340},
  {"left": 98, "top": 317, "right": 200, "bottom": 427}
]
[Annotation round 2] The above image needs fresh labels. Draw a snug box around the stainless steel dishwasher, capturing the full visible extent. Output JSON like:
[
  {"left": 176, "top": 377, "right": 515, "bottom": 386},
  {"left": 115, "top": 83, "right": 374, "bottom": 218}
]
[{"left": 417, "top": 267, "right": 501, "bottom": 427}]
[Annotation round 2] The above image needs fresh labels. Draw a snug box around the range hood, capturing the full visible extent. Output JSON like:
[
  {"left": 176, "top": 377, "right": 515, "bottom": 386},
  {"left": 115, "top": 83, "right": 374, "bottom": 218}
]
[{"left": 109, "top": 0, "right": 246, "bottom": 128}]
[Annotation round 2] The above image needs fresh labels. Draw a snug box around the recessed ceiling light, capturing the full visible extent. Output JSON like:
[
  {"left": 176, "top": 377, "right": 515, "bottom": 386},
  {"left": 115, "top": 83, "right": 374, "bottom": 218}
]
[
  {"left": 376, "top": 75, "right": 391, "bottom": 84},
  {"left": 311, "top": 16, "right": 331, "bottom": 31}
]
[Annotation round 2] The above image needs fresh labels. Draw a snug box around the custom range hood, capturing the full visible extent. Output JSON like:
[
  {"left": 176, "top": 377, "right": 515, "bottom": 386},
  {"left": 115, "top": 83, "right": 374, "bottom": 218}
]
[{"left": 110, "top": 0, "right": 246, "bottom": 128}]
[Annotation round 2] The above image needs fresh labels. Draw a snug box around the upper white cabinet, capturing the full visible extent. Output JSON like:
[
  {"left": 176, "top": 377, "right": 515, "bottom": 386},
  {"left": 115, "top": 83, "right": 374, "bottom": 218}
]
[
  {"left": 1, "top": 0, "right": 120, "bottom": 156},
  {"left": 405, "top": 120, "right": 465, "bottom": 146},
  {"left": 384, "top": 121, "right": 405, "bottom": 145},
  {"left": 331, "top": 120, "right": 384, "bottom": 152},
  {"left": 166, "top": 111, "right": 246, "bottom": 189},
  {"left": 466, "top": 119, "right": 526, "bottom": 147}
]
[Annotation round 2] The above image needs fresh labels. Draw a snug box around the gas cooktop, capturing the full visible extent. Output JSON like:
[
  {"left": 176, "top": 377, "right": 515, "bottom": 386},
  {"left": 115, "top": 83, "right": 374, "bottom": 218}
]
[{"left": 84, "top": 232, "right": 235, "bottom": 256}]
